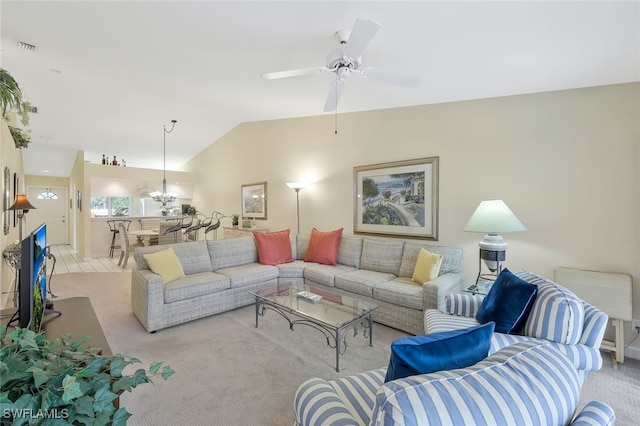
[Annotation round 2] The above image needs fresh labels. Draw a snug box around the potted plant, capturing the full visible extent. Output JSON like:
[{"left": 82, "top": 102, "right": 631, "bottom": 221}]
[
  {"left": 231, "top": 214, "right": 239, "bottom": 227},
  {"left": 186, "top": 206, "right": 196, "bottom": 216},
  {"left": 0, "top": 326, "right": 174, "bottom": 425},
  {"left": 0, "top": 68, "right": 31, "bottom": 148}
]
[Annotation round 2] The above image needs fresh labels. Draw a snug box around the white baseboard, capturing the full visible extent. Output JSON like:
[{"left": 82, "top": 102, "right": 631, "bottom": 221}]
[{"left": 625, "top": 345, "right": 640, "bottom": 361}]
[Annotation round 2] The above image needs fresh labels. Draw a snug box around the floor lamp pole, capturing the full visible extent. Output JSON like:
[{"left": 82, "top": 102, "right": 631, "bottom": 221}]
[
  {"left": 294, "top": 188, "right": 301, "bottom": 235},
  {"left": 286, "top": 183, "right": 306, "bottom": 235}
]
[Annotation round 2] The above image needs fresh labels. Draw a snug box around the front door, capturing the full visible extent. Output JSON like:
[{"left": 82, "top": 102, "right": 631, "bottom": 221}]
[{"left": 26, "top": 186, "right": 68, "bottom": 245}]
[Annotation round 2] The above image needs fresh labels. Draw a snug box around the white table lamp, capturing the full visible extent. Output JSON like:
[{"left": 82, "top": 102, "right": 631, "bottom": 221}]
[{"left": 464, "top": 200, "right": 526, "bottom": 282}]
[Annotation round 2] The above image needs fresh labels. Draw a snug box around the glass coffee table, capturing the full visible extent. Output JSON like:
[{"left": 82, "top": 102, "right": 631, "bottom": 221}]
[{"left": 250, "top": 282, "right": 379, "bottom": 371}]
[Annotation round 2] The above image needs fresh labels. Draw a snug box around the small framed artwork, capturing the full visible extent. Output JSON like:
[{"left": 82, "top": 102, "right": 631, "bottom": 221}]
[
  {"left": 241, "top": 182, "right": 267, "bottom": 220},
  {"left": 354, "top": 157, "right": 439, "bottom": 240}
]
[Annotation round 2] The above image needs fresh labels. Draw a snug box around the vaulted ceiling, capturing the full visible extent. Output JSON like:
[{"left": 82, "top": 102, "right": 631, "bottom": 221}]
[{"left": 2, "top": 1, "right": 638, "bottom": 177}]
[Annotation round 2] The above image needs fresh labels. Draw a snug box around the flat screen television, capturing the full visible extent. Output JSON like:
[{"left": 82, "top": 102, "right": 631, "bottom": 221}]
[{"left": 18, "top": 222, "right": 47, "bottom": 331}]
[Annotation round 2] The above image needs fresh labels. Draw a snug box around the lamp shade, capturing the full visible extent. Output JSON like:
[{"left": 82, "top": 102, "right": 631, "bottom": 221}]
[
  {"left": 286, "top": 182, "right": 306, "bottom": 190},
  {"left": 9, "top": 194, "right": 36, "bottom": 211},
  {"left": 464, "top": 200, "right": 526, "bottom": 233}
]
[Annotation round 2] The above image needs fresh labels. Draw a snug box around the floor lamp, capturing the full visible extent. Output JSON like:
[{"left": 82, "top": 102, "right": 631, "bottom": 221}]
[
  {"left": 8, "top": 194, "right": 37, "bottom": 241},
  {"left": 464, "top": 200, "right": 526, "bottom": 284},
  {"left": 286, "top": 182, "right": 306, "bottom": 234}
]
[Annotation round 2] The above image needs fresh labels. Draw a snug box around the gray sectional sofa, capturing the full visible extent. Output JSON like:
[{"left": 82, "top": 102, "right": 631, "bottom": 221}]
[{"left": 131, "top": 234, "right": 464, "bottom": 333}]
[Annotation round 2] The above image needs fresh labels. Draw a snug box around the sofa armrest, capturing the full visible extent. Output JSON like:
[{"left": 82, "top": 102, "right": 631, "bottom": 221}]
[
  {"left": 293, "top": 378, "right": 358, "bottom": 426},
  {"left": 579, "top": 302, "right": 608, "bottom": 348},
  {"left": 570, "top": 401, "right": 615, "bottom": 425},
  {"left": 445, "top": 293, "right": 484, "bottom": 317},
  {"left": 131, "top": 267, "right": 165, "bottom": 332},
  {"left": 422, "top": 271, "right": 465, "bottom": 311}
]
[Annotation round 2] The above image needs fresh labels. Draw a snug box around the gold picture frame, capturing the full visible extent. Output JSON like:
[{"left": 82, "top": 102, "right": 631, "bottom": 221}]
[{"left": 354, "top": 157, "right": 439, "bottom": 240}]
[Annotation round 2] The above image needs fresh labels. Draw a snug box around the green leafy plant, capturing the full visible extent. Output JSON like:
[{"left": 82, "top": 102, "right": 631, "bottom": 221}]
[
  {"left": 185, "top": 206, "right": 196, "bottom": 216},
  {"left": 0, "top": 68, "right": 31, "bottom": 149},
  {"left": 0, "top": 326, "right": 174, "bottom": 425},
  {"left": 231, "top": 214, "right": 239, "bottom": 226}
]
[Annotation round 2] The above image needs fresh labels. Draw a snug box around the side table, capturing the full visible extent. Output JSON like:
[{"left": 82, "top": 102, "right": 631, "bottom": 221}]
[{"left": 462, "top": 279, "right": 494, "bottom": 296}]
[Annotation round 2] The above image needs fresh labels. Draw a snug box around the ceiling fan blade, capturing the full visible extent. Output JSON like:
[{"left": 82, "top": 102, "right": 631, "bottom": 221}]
[
  {"left": 261, "top": 67, "right": 329, "bottom": 80},
  {"left": 360, "top": 68, "right": 422, "bottom": 87},
  {"left": 343, "top": 19, "right": 381, "bottom": 59},
  {"left": 323, "top": 79, "right": 346, "bottom": 112}
]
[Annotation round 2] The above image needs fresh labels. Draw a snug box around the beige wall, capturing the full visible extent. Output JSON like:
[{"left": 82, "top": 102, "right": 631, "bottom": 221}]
[
  {"left": 186, "top": 83, "right": 640, "bottom": 353},
  {"left": 0, "top": 120, "right": 25, "bottom": 308}
]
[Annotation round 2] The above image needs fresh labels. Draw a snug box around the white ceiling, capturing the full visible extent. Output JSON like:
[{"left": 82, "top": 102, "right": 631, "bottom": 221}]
[{"left": 2, "top": 1, "right": 638, "bottom": 178}]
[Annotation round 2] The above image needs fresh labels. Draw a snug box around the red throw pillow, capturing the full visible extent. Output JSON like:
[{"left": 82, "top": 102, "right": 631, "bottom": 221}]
[
  {"left": 304, "top": 228, "right": 343, "bottom": 265},
  {"left": 253, "top": 229, "right": 294, "bottom": 265}
]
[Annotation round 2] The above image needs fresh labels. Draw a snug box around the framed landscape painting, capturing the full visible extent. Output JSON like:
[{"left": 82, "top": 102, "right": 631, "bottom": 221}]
[
  {"left": 241, "top": 182, "right": 267, "bottom": 219},
  {"left": 354, "top": 157, "right": 439, "bottom": 240}
]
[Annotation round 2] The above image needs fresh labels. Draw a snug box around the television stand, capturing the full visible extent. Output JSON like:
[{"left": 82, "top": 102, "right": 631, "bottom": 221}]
[
  {"left": 1, "top": 297, "right": 111, "bottom": 356},
  {"left": 42, "top": 307, "right": 62, "bottom": 324}
]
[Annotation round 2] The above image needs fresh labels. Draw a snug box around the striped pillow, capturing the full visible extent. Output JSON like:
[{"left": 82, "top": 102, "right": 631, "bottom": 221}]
[{"left": 516, "top": 271, "right": 584, "bottom": 345}]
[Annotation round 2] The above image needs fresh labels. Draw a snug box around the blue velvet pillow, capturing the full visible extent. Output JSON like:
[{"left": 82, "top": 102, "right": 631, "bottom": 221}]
[
  {"left": 384, "top": 322, "right": 494, "bottom": 382},
  {"left": 476, "top": 268, "right": 538, "bottom": 334}
]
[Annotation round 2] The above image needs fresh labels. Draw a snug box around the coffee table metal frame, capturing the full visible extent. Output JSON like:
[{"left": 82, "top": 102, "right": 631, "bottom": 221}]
[{"left": 251, "top": 284, "right": 378, "bottom": 372}]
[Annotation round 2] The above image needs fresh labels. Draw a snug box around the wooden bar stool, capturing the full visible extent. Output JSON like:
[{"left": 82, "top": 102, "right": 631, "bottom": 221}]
[{"left": 107, "top": 220, "right": 131, "bottom": 258}]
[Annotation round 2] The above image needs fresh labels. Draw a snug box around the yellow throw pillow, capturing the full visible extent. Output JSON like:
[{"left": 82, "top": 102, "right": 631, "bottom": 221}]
[
  {"left": 143, "top": 247, "right": 185, "bottom": 283},
  {"left": 412, "top": 248, "right": 443, "bottom": 284}
]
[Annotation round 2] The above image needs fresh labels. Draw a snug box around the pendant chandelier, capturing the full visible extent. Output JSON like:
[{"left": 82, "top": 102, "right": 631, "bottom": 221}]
[{"left": 150, "top": 120, "right": 178, "bottom": 207}]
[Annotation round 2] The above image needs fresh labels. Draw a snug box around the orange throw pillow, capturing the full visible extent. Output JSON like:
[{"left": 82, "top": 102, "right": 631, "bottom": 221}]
[
  {"left": 253, "top": 229, "right": 294, "bottom": 265},
  {"left": 304, "top": 228, "right": 343, "bottom": 265}
]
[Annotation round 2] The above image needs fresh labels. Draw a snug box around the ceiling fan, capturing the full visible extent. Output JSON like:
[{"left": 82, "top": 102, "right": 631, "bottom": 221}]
[{"left": 261, "top": 19, "right": 421, "bottom": 112}]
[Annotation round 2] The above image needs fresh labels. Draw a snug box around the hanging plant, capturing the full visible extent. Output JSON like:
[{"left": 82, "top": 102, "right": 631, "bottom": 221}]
[
  {"left": 0, "top": 68, "right": 31, "bottom": 149},
  {"left": 9, "top": 126, "right": 30, "bottom": 148}
]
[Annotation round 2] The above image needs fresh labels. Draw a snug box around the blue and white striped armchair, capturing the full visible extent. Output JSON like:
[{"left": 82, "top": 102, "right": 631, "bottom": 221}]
[
  {"left": 293, "top": 341, "right": 614, "bottom": 425},
  {"left": 424, "top": 270, "right": 609, "bottom": 382}
]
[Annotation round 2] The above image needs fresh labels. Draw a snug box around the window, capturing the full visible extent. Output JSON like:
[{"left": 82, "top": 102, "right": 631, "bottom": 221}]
[
  {"left": 90, "top": 196, "right": 131, "bottom": 217},
  {"left": 37, "top": 188, "right": 59, "bottom": 200}
]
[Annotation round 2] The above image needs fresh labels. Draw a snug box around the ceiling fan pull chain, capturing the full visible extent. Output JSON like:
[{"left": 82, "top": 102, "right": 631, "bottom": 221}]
[{"left": 334, "top": 76, "right": 339, "bottom": 135}]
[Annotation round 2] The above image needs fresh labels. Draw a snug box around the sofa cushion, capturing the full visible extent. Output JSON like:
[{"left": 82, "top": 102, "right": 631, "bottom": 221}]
[
  {"left": 411, "top": 248, "right": 443, "bottom": 284},
  {"left": 360, "top": 238, "right": 404, "bottom": 275},
  {"left": 163, "top": 272, "right": 230, "bottom": 303},
  {"left": 384, "top": 322, "right": 494, "bottom": 382},
  {"left": 276, "top": 260, "right": 309, "bottom": 280},
  {"left": 516, "top": 270, "right": 585, "bottom": 345},
  {"left": 208, "top": 236, "right": 258, "bottom": 270},
  {"left": 304, "top": 228, "right": 343, "bottom": 265},
  {"left": 135, "top": 240, "right": 213, "bottom": 275},
  {"left": 304, "top": 264, "right": 357, "bottom": 287},
  {"left": 399, "top": 242, "right": 463, "bottom": 278},
  {"left": 374, "top": 277, "right": 424, "bottom": 311},
  {"left": 289, "top": 233, "right": 298, "bottom": 259},
  {"left": 476, "top": 268, "right": 538, "bottom": 334},
  {"left": 295, "top": 234, "right": 310, "bottom": 260},
  {"left": 334, "top": 269, "right": 396, "bottom": 298},
  {"left": 143, "top": 247, "right": 185, "bottom": 283},
  {"left": 253, "top": 229, "right": 294, "bottom": 265},
  {"left": 337, "top": 235, "right": 363, "bottom": 268},
  {"left": 215, "top": 263, "right": 279, "bottom": 288}
]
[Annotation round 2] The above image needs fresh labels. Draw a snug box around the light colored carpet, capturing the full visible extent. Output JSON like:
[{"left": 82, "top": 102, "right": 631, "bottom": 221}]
[{"left": 49, "top": 272, "right": 639, "bottom": 425}]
